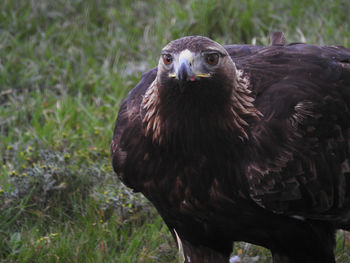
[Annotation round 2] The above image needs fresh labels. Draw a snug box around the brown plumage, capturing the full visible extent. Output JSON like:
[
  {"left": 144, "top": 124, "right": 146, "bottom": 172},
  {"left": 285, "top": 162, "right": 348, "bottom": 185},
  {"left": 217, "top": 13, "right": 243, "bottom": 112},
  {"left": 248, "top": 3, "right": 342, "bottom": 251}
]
[{"left": 111, "top": 34, "right": 350, "bottom": 263}]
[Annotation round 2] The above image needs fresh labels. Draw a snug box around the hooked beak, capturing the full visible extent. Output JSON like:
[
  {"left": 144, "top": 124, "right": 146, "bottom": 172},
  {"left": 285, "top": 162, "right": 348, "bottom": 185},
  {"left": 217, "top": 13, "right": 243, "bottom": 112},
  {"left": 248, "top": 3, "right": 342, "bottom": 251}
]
[
  {"left": 167, "top": 50, "right": 211, "bottom": 92},
  {"left": 176, "top": 58, "right": 195, "bottom": 92},
  {"left": 177, "top": 58, "right": 195, "bottom": 83}
]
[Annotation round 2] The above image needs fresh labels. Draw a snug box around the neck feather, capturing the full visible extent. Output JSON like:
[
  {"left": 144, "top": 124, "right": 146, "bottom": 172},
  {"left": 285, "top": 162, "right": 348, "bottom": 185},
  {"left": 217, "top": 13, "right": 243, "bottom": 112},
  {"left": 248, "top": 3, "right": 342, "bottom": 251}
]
[{"left": 141, "top": 70, "right": 262, "bottom": 145}]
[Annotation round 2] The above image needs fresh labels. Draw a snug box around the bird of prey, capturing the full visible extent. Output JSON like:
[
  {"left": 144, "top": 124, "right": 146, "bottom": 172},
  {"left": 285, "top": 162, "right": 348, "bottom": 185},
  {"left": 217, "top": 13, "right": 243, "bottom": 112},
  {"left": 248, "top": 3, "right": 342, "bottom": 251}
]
[{"left": 111, "top": 33, "right": 350, "bottom": 263}]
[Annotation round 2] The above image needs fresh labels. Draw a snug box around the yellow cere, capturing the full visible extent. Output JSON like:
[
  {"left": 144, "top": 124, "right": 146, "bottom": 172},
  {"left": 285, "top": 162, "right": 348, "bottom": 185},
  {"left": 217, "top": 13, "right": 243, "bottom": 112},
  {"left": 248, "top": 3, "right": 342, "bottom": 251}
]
[
  {"left": 195, "top": 73, "right": 211, "bottom": 78},
  {"left": 169, "top": 72, "right": 211, "bottom": 78}
]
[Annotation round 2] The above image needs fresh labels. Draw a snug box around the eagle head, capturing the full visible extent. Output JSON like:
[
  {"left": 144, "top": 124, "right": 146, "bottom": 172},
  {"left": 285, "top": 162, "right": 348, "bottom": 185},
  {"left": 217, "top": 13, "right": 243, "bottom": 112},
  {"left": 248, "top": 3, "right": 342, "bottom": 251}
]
[
  {"left": 142, "top": 36, "right": 261, "bottom": 144},
  {"left": 157, "top": 36, "right": 237, "bottom": 93}
]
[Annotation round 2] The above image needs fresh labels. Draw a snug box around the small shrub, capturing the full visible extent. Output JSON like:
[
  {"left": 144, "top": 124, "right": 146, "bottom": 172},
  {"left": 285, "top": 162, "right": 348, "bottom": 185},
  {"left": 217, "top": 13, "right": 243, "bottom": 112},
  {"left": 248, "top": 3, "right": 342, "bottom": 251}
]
[{"left": 1, "top": 147, "right": 99, "bottom": 215}]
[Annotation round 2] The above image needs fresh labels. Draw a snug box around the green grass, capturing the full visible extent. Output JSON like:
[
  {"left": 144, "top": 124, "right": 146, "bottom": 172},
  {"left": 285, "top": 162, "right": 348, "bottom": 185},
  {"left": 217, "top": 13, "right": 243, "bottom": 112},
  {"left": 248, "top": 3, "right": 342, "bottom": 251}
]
[{"left": 1, "top": 0, "right": 350, "bottom": 262}]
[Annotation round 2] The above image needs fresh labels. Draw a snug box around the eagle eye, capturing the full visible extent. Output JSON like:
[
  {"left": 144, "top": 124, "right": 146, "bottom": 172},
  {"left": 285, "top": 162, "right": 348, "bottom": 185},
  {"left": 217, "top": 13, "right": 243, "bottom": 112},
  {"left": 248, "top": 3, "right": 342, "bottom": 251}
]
[
  {"left": 204, "top": 53, "right": 219, "bottom": 66},
  {"left": 162, "top": 54, "right": 173, "bottom": 66}
]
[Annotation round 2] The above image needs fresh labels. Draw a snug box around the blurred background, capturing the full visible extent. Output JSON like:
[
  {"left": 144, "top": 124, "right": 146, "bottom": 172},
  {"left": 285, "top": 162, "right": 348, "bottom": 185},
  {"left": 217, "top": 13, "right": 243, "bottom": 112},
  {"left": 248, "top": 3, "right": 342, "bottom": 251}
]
[{"left": 1, "top": 0, "right": 349, "bottom": 262}]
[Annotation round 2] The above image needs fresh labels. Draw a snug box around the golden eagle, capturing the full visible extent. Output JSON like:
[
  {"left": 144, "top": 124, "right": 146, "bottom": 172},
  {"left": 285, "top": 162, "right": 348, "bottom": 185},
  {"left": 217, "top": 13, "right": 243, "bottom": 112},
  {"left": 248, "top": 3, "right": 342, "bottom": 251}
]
[{"left": 111, "top": 33, "right": 350, "bottom": 263}]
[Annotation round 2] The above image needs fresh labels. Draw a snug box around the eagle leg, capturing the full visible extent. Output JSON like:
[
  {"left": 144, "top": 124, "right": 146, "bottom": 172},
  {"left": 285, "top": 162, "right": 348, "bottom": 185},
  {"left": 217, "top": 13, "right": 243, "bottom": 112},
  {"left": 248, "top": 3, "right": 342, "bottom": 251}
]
[{"left": 270, "top": 221, "right": 336, "bottom": 263}]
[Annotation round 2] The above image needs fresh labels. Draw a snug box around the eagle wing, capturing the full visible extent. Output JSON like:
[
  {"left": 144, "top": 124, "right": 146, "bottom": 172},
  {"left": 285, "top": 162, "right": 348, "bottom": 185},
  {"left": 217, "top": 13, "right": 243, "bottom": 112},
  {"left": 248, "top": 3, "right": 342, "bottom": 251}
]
[
  {"left": 111, "top": 68, "right": 157, "bottom": 190},
  {"left": 228, "top": 44, "right": 350, "bottom": 220}
]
